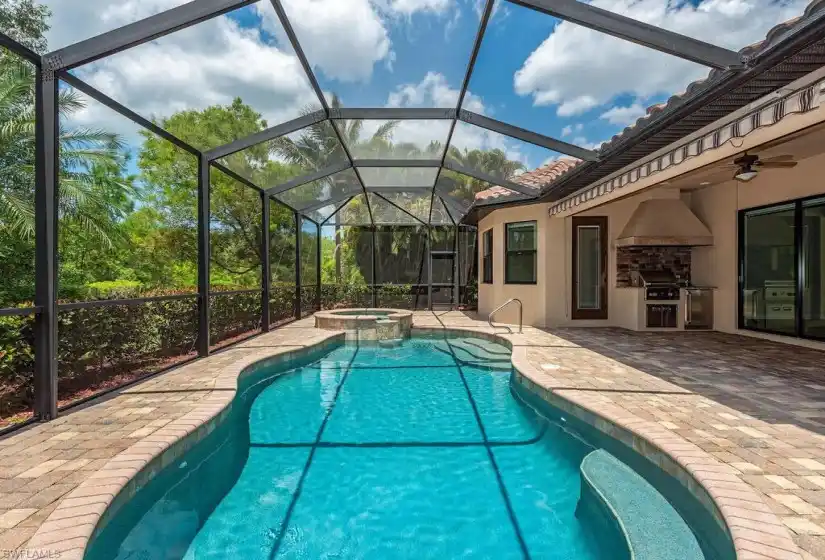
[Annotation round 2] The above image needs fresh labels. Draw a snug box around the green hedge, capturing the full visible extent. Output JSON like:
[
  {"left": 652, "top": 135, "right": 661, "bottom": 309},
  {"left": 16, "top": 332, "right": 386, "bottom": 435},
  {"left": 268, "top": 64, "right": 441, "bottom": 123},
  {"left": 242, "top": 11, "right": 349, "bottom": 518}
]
[
  {"left": 320, "top": 284, "right": 373, "bottom": 309},
  {"left": 318, "top": 283, "right": 478, "bottom": 310},
  {"left": 0, "top": 280, "right": 477, "bottom": 425},
  {"left": 0, "top": 284, "right": 300, "bottom": 425}
]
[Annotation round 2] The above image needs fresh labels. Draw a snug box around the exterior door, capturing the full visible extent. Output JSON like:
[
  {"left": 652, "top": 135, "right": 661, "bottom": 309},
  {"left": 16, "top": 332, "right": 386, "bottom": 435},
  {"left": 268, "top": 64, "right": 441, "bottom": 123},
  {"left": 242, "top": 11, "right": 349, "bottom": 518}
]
[{"left": 572, "top": 216, "right": 608, "bottom": 320}]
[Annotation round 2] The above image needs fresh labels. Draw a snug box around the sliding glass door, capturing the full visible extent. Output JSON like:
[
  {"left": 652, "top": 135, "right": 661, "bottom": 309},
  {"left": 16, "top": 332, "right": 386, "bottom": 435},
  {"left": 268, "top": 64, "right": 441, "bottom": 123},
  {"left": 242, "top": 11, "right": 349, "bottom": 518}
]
[
  {"left": 802, "top": 197, "right": 825, "bottom": 339},
  {"left": 739, "top": 195, "right": 825, "bottom": 341}
]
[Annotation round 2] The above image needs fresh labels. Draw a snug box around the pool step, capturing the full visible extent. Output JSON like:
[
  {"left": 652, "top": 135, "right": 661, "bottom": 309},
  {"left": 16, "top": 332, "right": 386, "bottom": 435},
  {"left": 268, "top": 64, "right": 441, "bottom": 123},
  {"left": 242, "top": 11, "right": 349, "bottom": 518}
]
[
  {"left": 577, "top": 449, "right": 704, "bottom": 560},
  {"left": 447, "top": 339, "right": 511, "bottom": 365}
]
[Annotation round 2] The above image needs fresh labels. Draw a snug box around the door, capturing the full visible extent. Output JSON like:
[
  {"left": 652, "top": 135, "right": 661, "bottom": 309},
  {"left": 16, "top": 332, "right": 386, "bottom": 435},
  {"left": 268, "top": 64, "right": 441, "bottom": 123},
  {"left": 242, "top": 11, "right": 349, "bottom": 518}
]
[
  {"left": 572, "top": 216, "right": 608, "bottom": 320},
  {"left": 429, "top": 252, "right": 457, "bottom": 310}
]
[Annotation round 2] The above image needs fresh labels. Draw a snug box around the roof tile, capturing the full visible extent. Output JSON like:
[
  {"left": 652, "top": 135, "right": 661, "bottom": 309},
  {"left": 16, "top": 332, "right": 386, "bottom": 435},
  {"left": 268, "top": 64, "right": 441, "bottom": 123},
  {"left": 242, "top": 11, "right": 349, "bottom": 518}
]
[{"left": 474, "top": 158, "right": 581, "bottom": 200}]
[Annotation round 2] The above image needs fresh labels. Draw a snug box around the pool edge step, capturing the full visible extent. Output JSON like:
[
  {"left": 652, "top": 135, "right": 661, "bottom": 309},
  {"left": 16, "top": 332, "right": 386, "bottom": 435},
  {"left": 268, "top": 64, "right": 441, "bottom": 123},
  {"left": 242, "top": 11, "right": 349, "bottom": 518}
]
[{"left": 577, "top": 449, "right": 704, "bottom": 560}]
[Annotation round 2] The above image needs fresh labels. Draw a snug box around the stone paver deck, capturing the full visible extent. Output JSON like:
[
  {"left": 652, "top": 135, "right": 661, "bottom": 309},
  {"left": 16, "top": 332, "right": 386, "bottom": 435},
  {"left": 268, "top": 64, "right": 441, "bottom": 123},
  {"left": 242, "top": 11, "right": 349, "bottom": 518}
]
[{"left": 0, "top": 312, "right": 824, "bottom": 559}]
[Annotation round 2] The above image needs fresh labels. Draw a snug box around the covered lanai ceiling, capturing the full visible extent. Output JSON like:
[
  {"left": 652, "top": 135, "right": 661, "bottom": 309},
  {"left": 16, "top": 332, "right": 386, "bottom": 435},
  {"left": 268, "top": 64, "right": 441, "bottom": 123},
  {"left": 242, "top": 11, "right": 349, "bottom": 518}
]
[{"left": 35, "top": 0, "right": 824, "bottom": 227}]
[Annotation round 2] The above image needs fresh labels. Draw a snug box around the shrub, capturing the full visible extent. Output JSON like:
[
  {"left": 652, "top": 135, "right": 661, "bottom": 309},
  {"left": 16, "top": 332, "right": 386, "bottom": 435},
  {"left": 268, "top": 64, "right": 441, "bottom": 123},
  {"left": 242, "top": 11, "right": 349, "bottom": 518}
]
[
  {"left": 85, "top": 280, "right": 144, "bottom": 299},
  {"left": 320, "top": 284, "right": 373, "bottom": 309},
  {"left": 0, "top": 284, "right": 299, "bottom": 424},
  {"left": 0, "top": 314, "right": 35, "bottom": 417}
]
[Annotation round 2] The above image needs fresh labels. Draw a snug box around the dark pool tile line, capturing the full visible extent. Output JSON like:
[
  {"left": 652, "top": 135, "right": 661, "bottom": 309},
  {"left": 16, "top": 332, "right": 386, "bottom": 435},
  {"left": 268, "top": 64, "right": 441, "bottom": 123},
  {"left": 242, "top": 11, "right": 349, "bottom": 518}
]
[
  {"left": 432, "top": 322, "right": 532, "bottom": 560},
  {"left": 267, "top": 345, "right": 363, "bottom": 559},
  {"left": 248, "top": 431, "right": 550, "bottom": 450}
]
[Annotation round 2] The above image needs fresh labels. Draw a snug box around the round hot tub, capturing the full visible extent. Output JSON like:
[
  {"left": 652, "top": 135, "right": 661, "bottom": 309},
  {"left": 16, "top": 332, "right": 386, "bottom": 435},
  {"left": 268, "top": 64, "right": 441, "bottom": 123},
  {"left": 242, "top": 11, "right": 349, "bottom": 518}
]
[{"left": 315, "top": 308, "right": 413, "bottom": 341}]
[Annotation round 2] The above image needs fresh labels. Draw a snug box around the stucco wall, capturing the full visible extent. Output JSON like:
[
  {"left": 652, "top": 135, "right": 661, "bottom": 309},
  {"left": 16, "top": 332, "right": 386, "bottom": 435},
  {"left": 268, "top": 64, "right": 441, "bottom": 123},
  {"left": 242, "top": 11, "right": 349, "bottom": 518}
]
[
  {"left": 477, "top": 146, "right": 825, "bottom": 336},
  {"left": 477, "top": 204, "right": 549, "bottom": 327},
  {"left": 689, "top": 150, "right": 825, "bottom": 336},
  {"left": 541, "top": 188, "right": 684, "bottom": 328}
]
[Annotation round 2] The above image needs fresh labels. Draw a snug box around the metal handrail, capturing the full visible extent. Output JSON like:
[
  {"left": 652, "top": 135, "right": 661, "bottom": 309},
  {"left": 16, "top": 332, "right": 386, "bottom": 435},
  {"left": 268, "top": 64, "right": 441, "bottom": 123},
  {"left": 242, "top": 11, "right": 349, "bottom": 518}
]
[{"left": 488, "top": 298, "right": 522, "bottom": 334}]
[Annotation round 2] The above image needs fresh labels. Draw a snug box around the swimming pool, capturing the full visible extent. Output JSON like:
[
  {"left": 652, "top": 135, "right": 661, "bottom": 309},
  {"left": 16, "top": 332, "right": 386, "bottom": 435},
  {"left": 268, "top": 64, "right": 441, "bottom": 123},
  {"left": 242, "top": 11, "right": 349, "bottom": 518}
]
[{"left": 85, "top": 334, "right": 730, "bottom": 559}]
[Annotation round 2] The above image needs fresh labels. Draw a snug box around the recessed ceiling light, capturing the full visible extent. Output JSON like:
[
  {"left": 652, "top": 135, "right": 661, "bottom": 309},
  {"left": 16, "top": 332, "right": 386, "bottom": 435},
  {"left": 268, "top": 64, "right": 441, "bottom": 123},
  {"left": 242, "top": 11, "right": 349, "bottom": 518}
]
[{"left": 699, "top": 181, "right": 711, "bottom": 186}]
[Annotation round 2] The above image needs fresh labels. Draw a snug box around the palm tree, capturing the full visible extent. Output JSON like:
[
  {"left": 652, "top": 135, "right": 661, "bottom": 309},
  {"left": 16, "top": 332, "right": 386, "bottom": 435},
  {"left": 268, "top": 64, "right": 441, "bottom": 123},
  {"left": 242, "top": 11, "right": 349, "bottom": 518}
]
[
  {"left": 272, "top": 94, "right": 399, "bottom": 283},
  {"left": 0, "top": 55, "right": 133, "bottom": 246},
  {"left": 272, "top": 94, "right": 397, "bottom": 182},
  {"left": 441, "top": 146, "right": 525, "bottom": 207}
]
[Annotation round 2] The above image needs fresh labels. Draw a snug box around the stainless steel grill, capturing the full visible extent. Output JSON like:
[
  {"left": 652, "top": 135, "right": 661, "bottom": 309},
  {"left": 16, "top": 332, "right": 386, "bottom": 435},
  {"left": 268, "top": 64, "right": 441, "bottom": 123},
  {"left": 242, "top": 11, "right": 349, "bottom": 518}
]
[{"left": 635, "top": 270, "right": 681, "bottom": 301}]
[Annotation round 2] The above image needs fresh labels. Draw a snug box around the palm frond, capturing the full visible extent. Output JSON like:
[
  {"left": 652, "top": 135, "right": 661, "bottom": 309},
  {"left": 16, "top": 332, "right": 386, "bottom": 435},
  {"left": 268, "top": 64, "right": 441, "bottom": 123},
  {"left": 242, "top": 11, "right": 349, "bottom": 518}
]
[
  {"left": 60, "top": 126, "right": 126, "bottom": 152},
  {"left": 372, "top": 120, "right": 398, "bottom": 141},
  {"left": 0, "top": 189, "right": 36, "bottom": 239},
  {"left": 57, "top": 88, "right": 86, "bottom": 118}
]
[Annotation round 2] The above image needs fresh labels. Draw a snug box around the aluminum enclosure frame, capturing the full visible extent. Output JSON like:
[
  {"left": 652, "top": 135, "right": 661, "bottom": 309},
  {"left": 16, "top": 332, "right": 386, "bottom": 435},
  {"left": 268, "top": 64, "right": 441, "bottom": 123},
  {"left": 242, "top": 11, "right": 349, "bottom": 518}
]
[
  {"left": 37, "top": 0, "right": 746, "bottom": 229},
  {"left": 0, "top": 0, "right": 755, "bottom": 428}
]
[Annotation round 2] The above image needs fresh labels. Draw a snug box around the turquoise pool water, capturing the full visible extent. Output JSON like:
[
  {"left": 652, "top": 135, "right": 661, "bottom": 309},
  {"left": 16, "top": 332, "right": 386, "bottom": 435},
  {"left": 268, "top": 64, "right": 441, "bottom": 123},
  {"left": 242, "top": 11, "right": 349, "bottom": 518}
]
[{"left": 85, "top": 335, "right": 727, "bottom": 560}]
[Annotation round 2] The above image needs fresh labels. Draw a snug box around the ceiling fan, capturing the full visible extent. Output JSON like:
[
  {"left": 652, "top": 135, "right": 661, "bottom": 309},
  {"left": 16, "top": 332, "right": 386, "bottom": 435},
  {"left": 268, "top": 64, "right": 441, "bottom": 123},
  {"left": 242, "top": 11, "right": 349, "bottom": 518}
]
[{"left": 730, "top": 152, "right": 797, "bottom": 182}]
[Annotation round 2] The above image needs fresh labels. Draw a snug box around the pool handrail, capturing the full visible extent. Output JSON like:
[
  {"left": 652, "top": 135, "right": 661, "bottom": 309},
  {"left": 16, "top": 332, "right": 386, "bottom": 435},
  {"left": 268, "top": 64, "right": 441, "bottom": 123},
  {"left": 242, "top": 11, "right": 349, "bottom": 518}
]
[{"left": 488, "top": 298, "right": 522, "bottom": 334}]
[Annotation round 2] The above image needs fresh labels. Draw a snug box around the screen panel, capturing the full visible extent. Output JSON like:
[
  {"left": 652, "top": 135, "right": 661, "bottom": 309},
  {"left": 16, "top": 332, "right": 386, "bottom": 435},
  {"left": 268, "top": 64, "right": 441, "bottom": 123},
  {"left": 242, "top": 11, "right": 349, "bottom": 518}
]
[
  {"left": 467, "top": 0, "right": 707, "bottom": 147},
  {"left": 67, "top": 2, "right": 323, "bottom": 152},
  {"left": 330, "top": 194, "right": 372, "bottom": 226},
  {"left": 210, "top": 168, "right": 263, "bottom": 291},
  {"left": 57, "top": 298, "right": 199, "bottom": 409},
  {"left": 430, "top": 196, "right": 455, "bottom": 225},
  {"left": 0, "top": 49, "right": 36, "bottom": 309},
  {"left": 367, "top": 193, "right": 422, "bottom": 226},
  {"left": 276, "top": 169, "right": 361, "bottom": 210},
  {"left": 270, "top": 199, "right": 297, "bottom": 325},
  {"left": 216, "top": 120, "right": 349, "bottom": 190},
  {"left": 436, "top": 172, "right": 523, "bottom": 210},
  {"left": 276, "top": 0, "right": 480, "bottom": 109},
  {"left": 320, "top": 225, "right": 372, "bottom": 309},
  {"left": 210, "top": 291, "right": 263, "bottom": 351},
  {"left": 358, "top": 167, "right": 439, "bottom": 188},
  {"left": 57, "top": 80, "right": 199, "bottom": 303},
  {"left": 300, "top": 219, "right": 319, "bottom": 316}
]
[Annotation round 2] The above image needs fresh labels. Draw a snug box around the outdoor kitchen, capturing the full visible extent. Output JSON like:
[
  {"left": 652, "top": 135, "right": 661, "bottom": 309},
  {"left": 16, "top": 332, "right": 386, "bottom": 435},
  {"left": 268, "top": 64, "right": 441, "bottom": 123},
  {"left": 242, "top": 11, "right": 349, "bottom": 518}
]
[{"left": 611, "top": 198, "right": 716, "bottom": 331}]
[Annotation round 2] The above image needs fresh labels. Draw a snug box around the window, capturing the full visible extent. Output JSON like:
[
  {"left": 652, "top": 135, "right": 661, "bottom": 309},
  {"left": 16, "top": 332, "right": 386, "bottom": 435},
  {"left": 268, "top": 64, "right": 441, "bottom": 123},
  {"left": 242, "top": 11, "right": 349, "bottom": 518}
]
[
  {"left": 505, "top": 221, "right": 537, "bottom": 284},
  {"left": 739, "top": 195, "right": 825, "bottom": 341},
  {"left": 482, "top": 229, "right": 493, "bottom": 284}
]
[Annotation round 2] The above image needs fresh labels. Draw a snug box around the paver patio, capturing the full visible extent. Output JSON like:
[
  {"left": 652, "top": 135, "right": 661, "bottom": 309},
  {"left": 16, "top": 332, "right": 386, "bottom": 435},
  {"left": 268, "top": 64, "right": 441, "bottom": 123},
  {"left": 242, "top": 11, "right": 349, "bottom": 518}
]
[{"left": 1, "top": 312, "right": 824, "bottom": 559}]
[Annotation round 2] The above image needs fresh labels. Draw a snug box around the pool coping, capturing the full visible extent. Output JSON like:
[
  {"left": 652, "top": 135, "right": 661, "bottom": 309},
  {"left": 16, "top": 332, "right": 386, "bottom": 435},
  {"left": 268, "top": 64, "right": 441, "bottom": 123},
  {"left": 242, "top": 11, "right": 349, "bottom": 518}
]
[
  {"left": 415, "top": 326, "right": 803, "bottom": 560},
  {"left": 315, "top": 308, "right": 414, "bottom": 341},
  {"left": 24, "top": 324, "right": 801, "bottom": 560}
]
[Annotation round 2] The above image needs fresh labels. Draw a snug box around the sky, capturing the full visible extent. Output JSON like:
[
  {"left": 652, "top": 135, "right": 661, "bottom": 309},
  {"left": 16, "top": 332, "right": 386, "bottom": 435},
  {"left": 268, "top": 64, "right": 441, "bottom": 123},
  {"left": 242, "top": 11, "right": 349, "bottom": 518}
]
[{"left": 43, "top": 0, "right": 810, "bottom": 177}]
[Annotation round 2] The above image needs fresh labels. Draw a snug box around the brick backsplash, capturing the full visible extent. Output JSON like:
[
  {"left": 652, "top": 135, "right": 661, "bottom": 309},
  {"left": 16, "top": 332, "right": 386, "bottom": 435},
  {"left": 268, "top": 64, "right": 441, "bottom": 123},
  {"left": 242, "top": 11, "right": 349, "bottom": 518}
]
[{"left": 616, "top": 246, "right": 691, "bottom": 287}]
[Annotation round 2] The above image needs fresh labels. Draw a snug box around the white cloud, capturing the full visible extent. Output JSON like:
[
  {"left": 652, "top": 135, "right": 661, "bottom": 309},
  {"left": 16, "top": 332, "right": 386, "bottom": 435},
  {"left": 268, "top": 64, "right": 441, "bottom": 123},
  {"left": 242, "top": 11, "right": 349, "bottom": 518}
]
[
  {"left": 258, "top": 0, "right": 391, "bottom": 83},
  {"left": 571, "top": 136, "right": 605, "bottom": 151},
  {"left": 373, "top": 72, "right": 535, "bottom": 168},
  {"left": 42, "top": 0, "right": 191, "bottom": 51},
  {"left": 387, "top": 71, "right": 484, "bottom": 113},
  {"left": 561, "top": 123, "right": 583, "bottom": 137},
  {"left": 52, "top": 9, "right": 319, "bottom": 149},
  {"left": 514, "top": 0, "right": 809, "bottom": 117},
  {"left": 600, "top": 103, "right": 647, "bottom": 126},
  {"left": 382, "top": 0, "right": 452, "bottom": 15},
  {"left": 473, "top": 0, "right": 510, "bottom": 23},
  {"left": 557, "top": 96, "right": 599, "bottom": 117},
  {"left": 259, "top": 0, "right": 460, "bottom": 83}
]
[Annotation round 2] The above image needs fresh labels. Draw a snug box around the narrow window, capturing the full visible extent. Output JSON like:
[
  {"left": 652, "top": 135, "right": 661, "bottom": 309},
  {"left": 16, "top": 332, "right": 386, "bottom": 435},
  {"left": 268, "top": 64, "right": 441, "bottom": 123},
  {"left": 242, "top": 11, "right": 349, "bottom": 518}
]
[
  {"left": 482, "top": 229, "right": 493, "bottom": 284},
  {"left": 505, "top": 221, "right": 537, "bottom": 284}
]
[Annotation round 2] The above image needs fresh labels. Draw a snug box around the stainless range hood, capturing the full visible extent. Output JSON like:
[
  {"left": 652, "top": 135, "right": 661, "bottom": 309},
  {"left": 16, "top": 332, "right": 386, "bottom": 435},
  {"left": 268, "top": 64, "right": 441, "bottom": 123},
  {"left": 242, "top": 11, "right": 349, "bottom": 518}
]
[{"left": 616, "top": 198, "right": 713, "bottom": 247}]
